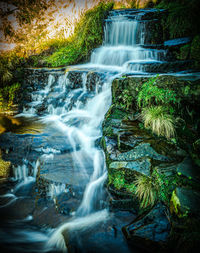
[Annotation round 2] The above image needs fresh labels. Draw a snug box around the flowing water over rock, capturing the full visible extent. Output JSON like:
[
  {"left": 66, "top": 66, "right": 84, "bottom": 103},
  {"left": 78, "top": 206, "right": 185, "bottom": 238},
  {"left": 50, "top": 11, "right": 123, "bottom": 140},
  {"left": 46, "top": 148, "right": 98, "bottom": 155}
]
[{"left": 0, "top": 8, "right": 196, "bottom": 253}]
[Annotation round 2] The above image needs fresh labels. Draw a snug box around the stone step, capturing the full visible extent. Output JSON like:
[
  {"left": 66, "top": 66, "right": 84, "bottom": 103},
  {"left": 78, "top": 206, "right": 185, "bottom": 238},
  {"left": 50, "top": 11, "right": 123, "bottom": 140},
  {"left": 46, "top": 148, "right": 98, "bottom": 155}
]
[{"left": 127, "top": 60, "right": 192, "bottom": 73}]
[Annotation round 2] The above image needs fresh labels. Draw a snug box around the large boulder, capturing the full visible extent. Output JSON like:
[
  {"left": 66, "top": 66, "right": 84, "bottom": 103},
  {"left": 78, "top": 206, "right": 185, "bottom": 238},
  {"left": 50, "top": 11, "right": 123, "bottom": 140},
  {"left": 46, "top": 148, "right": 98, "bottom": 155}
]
[{"left": 123, "top": 203, "right": 171, "bottom": 252}]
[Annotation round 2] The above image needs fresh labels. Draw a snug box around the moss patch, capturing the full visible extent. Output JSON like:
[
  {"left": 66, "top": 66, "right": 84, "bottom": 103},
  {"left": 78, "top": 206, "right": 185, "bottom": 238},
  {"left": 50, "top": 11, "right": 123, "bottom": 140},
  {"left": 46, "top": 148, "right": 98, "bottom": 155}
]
[{"left": 0, "top": 151, "right": 11, "bottom": 178}]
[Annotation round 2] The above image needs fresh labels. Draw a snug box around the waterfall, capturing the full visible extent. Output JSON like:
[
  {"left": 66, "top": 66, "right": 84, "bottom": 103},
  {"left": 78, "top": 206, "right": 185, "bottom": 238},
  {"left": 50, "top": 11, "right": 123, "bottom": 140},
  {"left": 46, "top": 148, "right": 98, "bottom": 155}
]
[
  {"left": 89, "top": 11, "right": 166, "bottom": 70},
  {"left": 104, "top": 20, "right": 138, "bottom": 46},
  {"left": 2, "top": 9, "right": 172, "bottom": 253}
]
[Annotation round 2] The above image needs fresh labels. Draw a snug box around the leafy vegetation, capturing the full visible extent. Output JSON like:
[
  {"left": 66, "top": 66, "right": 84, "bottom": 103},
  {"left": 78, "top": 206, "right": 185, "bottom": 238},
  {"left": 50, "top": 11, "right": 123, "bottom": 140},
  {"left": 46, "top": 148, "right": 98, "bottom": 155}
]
[
  {"left": 141, "top": 106, "right": 176, "bottom": 139},
  {"left": 118, "top": 89, "right": 133, "bottom": 110},
  {"left": 156, "top": 0, "right": 200, "bottom": 39},
  {"left": 137, "top": 75, "right": 178, "bottom": 108},
  {"left": 0, "top": 83, "right": 20, "bottom": 111}
]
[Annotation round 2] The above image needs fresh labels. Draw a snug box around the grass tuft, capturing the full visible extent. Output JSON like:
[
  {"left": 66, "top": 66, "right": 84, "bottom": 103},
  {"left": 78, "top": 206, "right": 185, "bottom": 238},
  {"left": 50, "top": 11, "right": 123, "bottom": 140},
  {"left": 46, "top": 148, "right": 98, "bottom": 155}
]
[
  {"left": 141, "top": 105, "right": 176, "bottom": 139},
  {"left": 134, "top": 174, "right": 158, "bottom": 208}
]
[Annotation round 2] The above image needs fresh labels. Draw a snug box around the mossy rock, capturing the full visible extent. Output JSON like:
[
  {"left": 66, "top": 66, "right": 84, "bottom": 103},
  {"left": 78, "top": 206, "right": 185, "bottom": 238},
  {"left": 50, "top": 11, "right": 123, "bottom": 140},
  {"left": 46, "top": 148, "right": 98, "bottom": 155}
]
[{"left": 170, "top": 187, "right": 200, "bottom": 217}]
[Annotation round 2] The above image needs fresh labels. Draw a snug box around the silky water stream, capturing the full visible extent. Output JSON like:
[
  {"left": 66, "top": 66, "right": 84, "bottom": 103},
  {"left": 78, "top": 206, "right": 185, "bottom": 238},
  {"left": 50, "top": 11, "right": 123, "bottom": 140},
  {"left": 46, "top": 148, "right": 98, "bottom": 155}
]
[{"left": 0, "top": 9, "right": 191, "bottom": 253}]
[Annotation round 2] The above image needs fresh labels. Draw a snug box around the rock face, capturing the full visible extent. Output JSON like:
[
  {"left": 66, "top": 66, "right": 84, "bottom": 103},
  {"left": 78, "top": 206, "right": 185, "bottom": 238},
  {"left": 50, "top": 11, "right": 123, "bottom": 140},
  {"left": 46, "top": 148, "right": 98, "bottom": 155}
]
[
  {"left": 123, "top": 203, "right": 171, "bottom": 252},
  {"left": 102, "top": 72, "right": 200, "bottom": 251},
  {"left": 112, "top": 75, "right": 200, "bottom": 110}
]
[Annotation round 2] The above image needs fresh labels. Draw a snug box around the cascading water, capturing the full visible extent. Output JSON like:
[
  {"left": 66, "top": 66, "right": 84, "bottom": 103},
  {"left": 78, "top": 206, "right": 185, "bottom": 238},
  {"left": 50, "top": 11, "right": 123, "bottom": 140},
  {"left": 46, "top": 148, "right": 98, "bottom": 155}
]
[
  {"left": 0, "top": 9, "right": 173, "bottom": 253},
  {"left": 89, "top": 11, "right": 166, "bottom": 71}
]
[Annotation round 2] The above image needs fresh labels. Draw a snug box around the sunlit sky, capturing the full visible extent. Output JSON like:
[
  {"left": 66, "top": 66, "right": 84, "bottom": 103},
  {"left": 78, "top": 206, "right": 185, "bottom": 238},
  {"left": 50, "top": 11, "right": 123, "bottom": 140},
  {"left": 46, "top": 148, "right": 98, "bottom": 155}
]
[{"left": 0, "top": 0, "right": 129, "bottom": 51}]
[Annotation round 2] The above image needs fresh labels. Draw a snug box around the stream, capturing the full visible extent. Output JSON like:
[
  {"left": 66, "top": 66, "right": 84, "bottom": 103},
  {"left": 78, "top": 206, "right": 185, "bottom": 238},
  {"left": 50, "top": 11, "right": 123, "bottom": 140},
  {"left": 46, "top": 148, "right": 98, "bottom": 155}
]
[{"left": 0, "top": 8, "right": 195, "bottom": 253}]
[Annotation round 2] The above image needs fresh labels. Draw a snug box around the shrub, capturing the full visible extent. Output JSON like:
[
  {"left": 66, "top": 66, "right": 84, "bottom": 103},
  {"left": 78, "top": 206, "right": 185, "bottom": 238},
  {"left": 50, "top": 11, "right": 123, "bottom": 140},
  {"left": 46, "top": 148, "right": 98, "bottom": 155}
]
[
  {"left": 134, "top": 174, "right": 159, "bottom": 208},
  {"left": 141, "top": 105, "right": 176, "bottom": 139},
  {"left": 137, "top": 76, "right": 177, "bottom": 108},
  {"left": 113, "top": 172, "right": 125, "bottom": 190},
  {"left": 156, "top": 0, "right": 200, "bottom": 38},
  {"left": 0, "top": 83, "right": 20, "bottom": 110}
]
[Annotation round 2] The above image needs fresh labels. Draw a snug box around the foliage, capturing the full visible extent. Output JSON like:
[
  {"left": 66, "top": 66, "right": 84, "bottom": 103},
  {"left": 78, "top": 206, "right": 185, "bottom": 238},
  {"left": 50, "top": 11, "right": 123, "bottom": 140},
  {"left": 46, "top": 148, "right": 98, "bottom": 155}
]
[
  {"left": 0, "top": 0, "right": 54, "bottom": 40},
  {"left": 125, "top": 183, "right": 136, "bottom": 193},
  {"left": 170, "top": 190, "right": 182, "bottom": 216},
  {"left": 0, "top": 83, "right": 20, "bottom": 110},
  {"left": 156, "top": 0, "right": 200, "bottom": 38},
  {"left": 141, "top": 105, "right": 176, "bottom": 139},
  {"left": 191, "top": 35, "right": 200, "bottom": 70},
  {"left": 0, "top": 50, "right": 23, "bottom": 91},
  {"left": 112, "top": 171, "right": 125, "bottom": 190},
  {"left": 134, "top": 174, "right": 159, "bottom": 208},
  {"left": 118, "top": 89, "right": 133, "bottom": 110},
  {"left": 153, "top": 168, "right": 175, "bottom": 204},
  {"left": 45, "top": 2, "right": 114, "bottom": 67},
  {"left": 137, "top": 75, "right": 178, "bottom": 108}
]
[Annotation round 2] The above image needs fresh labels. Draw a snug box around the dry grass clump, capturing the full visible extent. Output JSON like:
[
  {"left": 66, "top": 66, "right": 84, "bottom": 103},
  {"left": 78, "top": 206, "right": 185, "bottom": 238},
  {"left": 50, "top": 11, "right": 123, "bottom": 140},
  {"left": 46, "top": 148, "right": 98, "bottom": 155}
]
[
  {"left": 134, "top": 174, "right": 159, "bottom": 208},
  {"left": 141, "top": 105, "right": 176, "bottom": 139}
]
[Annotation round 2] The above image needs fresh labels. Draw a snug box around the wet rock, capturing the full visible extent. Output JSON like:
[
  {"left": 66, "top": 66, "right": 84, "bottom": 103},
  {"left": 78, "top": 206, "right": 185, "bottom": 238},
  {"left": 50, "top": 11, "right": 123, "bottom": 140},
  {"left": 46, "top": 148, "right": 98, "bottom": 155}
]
[
  {"left": 164, "top": 37, "right": 191, "bottom": 47},
  {"left": 109, "top": 195, "right": 139, "bottom": 213},
  {"left": 32, "top": 198, "right": 68, "bottom": 227},
  {"left": 102, "top": 137, "right": 120, "bottom": 160},
  {"left": 170, "top": 187, "right": 200, "bottom": 217},
  {"left": 116, "top": 143, "right": 170, "bottom": 162},
  {"left": 123, "top": 203, "right": 171, "bottom": 252},
  {"left": 67, "top": 70, "right": 85, "bottom": 88},
  {"left": 109, "top": 159, "right": 151, "bottom": 176},
  {"left": 36, "top": 151, "right": 93, "bottom": 197},
  {"left": 0, "top": 197, "right": 35, "bottom": 220},
  {"left": 86, "top": 71, "right": 104, "bottom": 92}
]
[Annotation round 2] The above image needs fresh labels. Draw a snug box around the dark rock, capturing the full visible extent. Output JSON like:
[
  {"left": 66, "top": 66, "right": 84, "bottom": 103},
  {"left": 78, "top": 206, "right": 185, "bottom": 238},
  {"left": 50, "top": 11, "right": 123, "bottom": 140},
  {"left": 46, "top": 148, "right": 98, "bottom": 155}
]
[
  {"left": 123, "top": 203, "right": 171, "bottom": 252},
  {"left": 170, "top": 187, "right": 200, "bottom": 217},
  {"left": 177, "top": 156, "right": 200, "bottom": 181},
  {"left": 86, "top": 71, "right": 104, "bottom": 92},
  {"left": 127, "top": 60, "right": 192, "bottom": 73}
]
